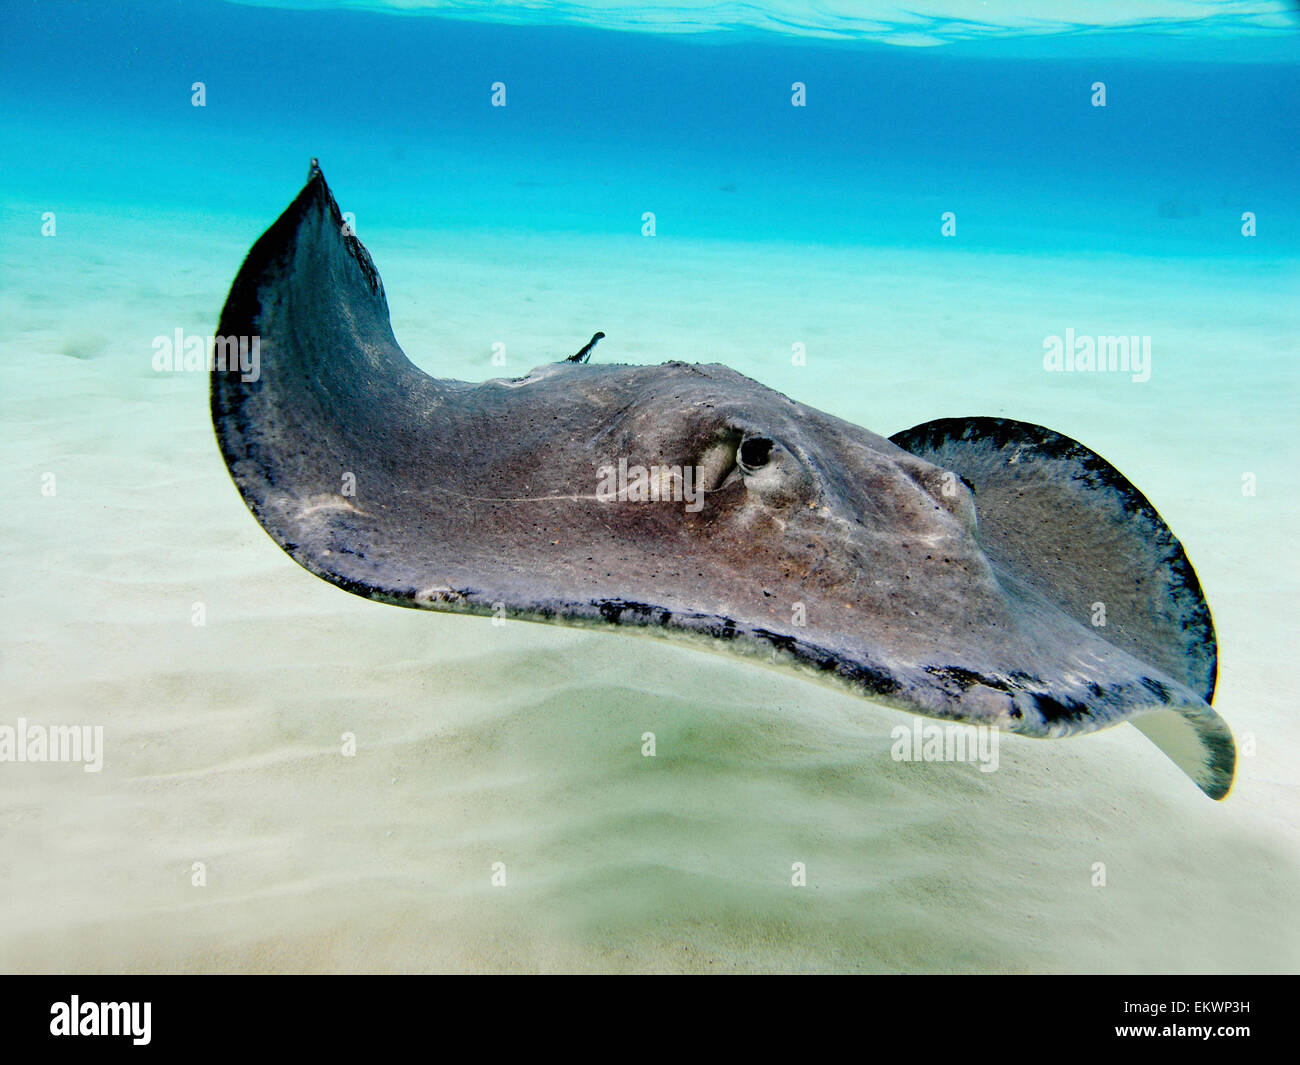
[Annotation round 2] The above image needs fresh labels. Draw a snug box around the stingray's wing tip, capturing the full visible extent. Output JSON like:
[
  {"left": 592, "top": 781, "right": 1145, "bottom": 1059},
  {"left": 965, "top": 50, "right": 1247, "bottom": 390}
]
[{"left": 1131, "top": 704, "right": 1236, "bottom": 800}]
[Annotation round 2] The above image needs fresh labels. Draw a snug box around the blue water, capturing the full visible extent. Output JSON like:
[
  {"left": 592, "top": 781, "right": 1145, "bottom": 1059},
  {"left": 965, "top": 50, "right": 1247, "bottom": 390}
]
[{"left": 2, "top": 0, "right": 1297, "bottom": 254}]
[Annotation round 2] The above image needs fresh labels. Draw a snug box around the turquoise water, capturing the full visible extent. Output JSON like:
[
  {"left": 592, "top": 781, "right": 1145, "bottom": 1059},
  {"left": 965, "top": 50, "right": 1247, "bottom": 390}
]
[
  {"left": 3, "top": 1, "right": 1298, "bottom": 251},
  {"left": 1, "top": 2, "right": 1298, "bottom": 973}
]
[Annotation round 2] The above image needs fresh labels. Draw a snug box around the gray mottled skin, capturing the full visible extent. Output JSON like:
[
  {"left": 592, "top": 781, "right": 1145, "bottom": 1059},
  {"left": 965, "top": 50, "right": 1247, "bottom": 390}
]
[{"left": 211, "top": 166, "right": 1234, "bottom": 799}]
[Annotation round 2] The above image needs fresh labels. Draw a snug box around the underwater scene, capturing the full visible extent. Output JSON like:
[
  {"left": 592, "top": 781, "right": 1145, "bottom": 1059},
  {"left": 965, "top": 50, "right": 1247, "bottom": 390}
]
[{"left": 1, "top": 0, "right": 1298, "bottom": 973}]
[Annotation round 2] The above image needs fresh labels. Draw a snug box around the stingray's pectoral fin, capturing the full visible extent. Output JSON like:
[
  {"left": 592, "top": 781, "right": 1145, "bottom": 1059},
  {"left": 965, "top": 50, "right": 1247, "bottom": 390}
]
[
  {"left": 211, "top": 164, "right": 448, "bottom": 604},
  {"left": 891, "top": 417, "right": 1234, "bottom": 800}
]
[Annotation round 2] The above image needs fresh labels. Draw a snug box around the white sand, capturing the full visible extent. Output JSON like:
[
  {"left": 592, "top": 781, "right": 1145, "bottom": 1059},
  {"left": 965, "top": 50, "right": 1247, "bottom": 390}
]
[{"left": 1, "top": 199, "right": 1297, "bottom": 972}]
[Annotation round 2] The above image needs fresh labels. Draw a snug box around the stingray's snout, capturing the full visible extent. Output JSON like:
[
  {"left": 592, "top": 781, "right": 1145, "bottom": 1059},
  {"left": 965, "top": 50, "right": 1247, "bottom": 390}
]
[
  {"left": 797, "top": 429, "right": 981, "bottom": 543},
  {"left": 894, "top": 453, "right": 980, "bottom": 534}
]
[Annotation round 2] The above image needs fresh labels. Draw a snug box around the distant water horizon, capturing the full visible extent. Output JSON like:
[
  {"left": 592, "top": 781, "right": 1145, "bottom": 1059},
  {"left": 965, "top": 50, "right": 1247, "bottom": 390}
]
[{"left": 2, "top": 0, "right": 1298, "bottom": 256}]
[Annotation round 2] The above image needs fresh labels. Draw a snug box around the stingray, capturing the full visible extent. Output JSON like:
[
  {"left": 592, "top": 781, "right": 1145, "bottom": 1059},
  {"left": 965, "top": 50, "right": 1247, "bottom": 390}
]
[{"left": 210, "top": 163, "right": 1234, "bottom": 799}]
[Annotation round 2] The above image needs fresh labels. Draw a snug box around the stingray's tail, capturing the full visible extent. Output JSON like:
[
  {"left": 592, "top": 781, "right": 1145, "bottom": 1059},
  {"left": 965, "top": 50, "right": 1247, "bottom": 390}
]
[{"left": 891, "top": 417, "right": 1234, "bottom": 800}]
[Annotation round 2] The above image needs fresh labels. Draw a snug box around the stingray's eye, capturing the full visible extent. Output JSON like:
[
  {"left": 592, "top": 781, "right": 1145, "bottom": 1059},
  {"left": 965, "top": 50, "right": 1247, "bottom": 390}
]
[{"left": 738, "top": 436, "right": 774, "bottom": 473}]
